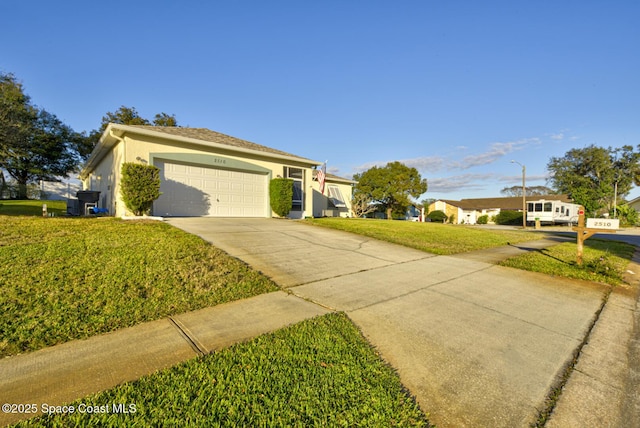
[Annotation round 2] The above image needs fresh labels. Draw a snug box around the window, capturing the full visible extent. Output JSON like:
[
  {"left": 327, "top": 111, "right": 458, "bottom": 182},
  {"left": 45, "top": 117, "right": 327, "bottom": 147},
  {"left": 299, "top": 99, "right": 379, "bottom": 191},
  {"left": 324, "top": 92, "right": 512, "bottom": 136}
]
[
  {"left": 527, "top": 203, "right": 534, "bottom": 212},
  {"left": 327, "top": 185, "right": 346, "bottom": 208},
  {"left": 544, "top": 202, "right": 552, "bottom": 212},
  {"left": 284, "top": 167, "right": 304, "bottom": 211},
  {"left": 535, "top": 203, "right": 543, "bottom": 212}
]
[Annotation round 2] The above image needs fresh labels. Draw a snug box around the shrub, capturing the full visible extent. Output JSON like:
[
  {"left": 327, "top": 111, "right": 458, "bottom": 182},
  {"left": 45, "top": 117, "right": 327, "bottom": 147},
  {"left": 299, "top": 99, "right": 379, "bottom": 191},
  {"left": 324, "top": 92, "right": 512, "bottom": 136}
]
[
  {"left": 495, "top": 210, "right": 523, "bottom": 225},
  {"left": 477, "top": 215, "right": 489, "bottom": 224},
  {"left": 120, "top": 163, "right": 161, "bottom": 216},
  {"left": 427, "top": 210, "right": 447, "bottom": 223},
  {"left": 269, "top": 178, "right": 293, "bottom": 217},
  {"left": 612, "top": 204, "right": 639, "bottom": 227}
]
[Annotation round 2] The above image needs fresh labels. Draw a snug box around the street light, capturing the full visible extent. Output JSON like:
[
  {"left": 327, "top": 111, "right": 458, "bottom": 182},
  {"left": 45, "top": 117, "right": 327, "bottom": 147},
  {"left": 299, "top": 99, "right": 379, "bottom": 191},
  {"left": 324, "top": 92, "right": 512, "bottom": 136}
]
[{"left": 511, "top": 160, "right": 526, "bottom": 228}]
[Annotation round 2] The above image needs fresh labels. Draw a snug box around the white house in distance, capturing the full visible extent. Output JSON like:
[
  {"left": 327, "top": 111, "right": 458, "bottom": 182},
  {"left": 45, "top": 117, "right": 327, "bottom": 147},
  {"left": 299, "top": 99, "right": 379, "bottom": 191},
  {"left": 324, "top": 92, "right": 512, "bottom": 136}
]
[
  {"left": 79, "top": 124, "right": 354, "bottom": 218},
  {"left": 429, "top": 195, "right": 573, "bottom": 225}
]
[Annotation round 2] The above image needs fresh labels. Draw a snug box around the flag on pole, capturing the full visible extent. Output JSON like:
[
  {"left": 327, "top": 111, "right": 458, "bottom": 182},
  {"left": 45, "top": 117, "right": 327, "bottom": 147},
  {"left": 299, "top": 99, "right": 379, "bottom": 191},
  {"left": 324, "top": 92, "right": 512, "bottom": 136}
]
[{"left": 317, "top": 162, "right": 327, "bottom": 195}]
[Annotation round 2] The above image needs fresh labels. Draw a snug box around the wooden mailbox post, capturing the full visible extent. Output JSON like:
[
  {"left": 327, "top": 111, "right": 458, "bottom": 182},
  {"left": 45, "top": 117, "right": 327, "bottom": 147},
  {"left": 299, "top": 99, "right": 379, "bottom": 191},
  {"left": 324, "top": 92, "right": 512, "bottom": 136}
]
[{"left": 571, "top": 207, "right": 618, "bottom": 265}]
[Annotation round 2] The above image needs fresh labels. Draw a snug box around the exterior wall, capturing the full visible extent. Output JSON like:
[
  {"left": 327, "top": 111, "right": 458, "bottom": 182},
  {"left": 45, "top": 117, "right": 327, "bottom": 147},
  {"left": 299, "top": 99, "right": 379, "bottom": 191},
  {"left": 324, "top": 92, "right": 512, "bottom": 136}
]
[
  {"left": 82, "top": 140, "right": 124, "bottom": 215},
  {"left": 311, "top": 179, "right": 354, "bottom": 217},
  {"left": 428, "top": 201, "right": 459, "bottom": 221}
]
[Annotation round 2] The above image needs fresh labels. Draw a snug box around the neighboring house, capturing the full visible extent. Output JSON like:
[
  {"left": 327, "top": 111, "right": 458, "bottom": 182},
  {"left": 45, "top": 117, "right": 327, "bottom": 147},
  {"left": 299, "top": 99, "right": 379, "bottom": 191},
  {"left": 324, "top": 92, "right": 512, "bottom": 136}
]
[
  {"left": 39, "top": 175, "right": 82, "bottom": 200},
  {"left": 79, "top": 124, "right": 353, "bottom": 218},
  {"left": 629, "top": 196, "right": 640, "bottom": 216},
  {"left": 428, "top": 195, "right": 572, "bottom": 224}
]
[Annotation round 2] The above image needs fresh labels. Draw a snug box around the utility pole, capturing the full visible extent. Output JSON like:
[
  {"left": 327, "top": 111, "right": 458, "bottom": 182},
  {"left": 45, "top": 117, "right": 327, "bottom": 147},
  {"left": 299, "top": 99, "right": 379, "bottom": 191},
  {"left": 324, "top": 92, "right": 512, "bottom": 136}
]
[{"left": 511, "top": 160, "right": 526, "bottom": 228}]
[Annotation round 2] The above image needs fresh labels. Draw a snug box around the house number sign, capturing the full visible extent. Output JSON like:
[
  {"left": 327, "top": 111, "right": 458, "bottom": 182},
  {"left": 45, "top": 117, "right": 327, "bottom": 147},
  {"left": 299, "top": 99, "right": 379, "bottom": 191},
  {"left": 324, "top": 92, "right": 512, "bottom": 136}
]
[{"left": 586, "top": 218, "right": 619, "bottom": 230}]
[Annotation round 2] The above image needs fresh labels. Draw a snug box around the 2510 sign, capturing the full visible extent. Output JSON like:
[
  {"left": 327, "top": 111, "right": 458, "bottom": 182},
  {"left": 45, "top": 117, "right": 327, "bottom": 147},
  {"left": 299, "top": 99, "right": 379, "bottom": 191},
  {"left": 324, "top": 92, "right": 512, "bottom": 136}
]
[{"left": 586, "top": 218, "right": 620, "bottom": 230}]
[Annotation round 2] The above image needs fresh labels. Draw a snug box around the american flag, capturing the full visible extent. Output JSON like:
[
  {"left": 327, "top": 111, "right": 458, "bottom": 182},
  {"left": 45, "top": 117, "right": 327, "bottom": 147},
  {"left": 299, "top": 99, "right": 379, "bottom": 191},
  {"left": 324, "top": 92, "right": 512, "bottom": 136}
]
[{"left": 317, "top": 162, "right": 326, "bottom": 195}]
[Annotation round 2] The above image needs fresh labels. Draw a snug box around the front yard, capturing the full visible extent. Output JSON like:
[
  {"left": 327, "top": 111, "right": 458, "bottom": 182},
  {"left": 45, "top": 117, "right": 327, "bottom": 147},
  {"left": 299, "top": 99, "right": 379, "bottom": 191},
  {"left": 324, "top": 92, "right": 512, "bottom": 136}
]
[
  {"left": 0, "top": 217, "right": 278, "bottom": 357},
  {"left": 4, "top": 213, "right": 635, "bottom": 426}
]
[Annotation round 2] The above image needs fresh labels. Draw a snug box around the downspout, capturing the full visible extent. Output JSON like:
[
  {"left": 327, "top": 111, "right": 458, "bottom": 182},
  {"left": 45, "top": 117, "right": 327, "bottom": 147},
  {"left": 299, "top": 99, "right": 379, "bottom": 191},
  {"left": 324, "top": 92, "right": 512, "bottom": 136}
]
[
  {"left": 109, "top": 128, "right": 125, "bottom": 216},
  {"left": 109, "top": 129, "right": 126, "bottom": 161}
]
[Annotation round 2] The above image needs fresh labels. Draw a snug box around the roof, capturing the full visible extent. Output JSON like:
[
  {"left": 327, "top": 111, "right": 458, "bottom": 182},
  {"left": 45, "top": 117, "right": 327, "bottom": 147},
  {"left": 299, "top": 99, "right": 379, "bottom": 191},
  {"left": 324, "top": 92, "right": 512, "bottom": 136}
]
[
  {"left": 130, "top": 126, "right": 308, "bottom": 160},
  {"left": 437, "top": 195, "right": 572, "bottom": 210},
  {"left": 80, "top": 124, "right": 321, "bottom": 178}
]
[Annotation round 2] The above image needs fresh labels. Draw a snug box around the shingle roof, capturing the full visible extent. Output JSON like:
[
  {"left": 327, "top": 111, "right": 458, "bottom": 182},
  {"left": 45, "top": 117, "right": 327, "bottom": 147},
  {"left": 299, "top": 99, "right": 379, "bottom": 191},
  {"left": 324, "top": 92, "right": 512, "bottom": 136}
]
[
  {"left": 442, "top": 195, "right": 572, "bottom": 210},
  {"left": 129, "top": 125, "right": 317, "bottom": 162}
]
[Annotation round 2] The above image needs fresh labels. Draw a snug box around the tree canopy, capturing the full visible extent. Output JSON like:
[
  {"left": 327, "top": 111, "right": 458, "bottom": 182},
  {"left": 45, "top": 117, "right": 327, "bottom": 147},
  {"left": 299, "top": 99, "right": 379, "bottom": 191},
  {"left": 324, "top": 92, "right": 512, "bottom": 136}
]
[
  {"left": 353, "top": 161, "right": 427, "bottom": 218},
  {"left": 500, "top": 185, "right": 556, "bottom": 197},
  {"left": 0, "top": 72, "right": 83, "bottom": 199},
  {"left": 79, "top": 106, "right": 179, "bottom": 160},
  {"left": 547, "top": 144, "right": 640, "bottom": 215}
]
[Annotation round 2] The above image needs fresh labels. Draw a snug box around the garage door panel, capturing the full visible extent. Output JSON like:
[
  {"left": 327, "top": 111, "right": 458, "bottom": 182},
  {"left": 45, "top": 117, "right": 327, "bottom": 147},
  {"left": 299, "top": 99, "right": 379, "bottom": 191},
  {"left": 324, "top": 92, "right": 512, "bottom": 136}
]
[{"left": 155, "top": 161, "right": 267, "bottom": 217}]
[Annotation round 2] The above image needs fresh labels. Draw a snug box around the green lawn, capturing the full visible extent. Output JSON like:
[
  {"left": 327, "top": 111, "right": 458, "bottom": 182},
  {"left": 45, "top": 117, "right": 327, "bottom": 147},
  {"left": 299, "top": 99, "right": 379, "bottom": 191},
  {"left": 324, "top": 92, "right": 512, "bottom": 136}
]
[
  {"left": 305, "top": 217, "right": 542, "bottom": 255},
  {"left": 0, "top": 199, "right": 67, "bottom": 216},
  {"left": 307, "top": 218, "right": 636, "bottom": 285},
  {"left": 0, "top": 217, "right": 278, "bottom": 357},
  {"left": 16, "top": 313, "right": 431, "bottom": 427},
  {"left": 499, "top": 239, "right": 636, "bottom": 286}
]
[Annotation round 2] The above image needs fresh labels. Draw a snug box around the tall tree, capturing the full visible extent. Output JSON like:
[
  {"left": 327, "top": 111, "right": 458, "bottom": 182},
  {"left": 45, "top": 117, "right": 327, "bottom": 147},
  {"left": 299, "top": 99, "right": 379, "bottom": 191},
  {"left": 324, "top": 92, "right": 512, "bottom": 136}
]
[
  {"left": 353, "top": 161, "right": 427, "bottom": 219},
  {"left": 79, "top": 106, "right": 179, "bottom": 161},
  {"left": 0, "top": 72, "right": 82, "bottom": 199},
  {"left": 153, "top": 112, "right": 178, "bottom": 127},
  {"left": 547, "top": 144, "right": 640, "bottom": 215},
  {"left": 500, "top": 185, "right": 556, "bottom": 197}
]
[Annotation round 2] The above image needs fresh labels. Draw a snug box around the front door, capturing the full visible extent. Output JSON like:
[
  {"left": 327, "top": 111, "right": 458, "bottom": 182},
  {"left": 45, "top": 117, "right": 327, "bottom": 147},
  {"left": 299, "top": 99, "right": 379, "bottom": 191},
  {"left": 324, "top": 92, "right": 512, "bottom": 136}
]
[{"left": 285, "top": 167, "right": 304, "bottom": 219}]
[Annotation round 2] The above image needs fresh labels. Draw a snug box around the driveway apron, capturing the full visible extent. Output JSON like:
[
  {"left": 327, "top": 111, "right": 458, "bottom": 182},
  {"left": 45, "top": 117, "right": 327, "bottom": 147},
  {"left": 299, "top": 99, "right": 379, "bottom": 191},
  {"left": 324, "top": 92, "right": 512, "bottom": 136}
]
[{"left": 168, "top": 218, "right": 608, "bottom": 427}]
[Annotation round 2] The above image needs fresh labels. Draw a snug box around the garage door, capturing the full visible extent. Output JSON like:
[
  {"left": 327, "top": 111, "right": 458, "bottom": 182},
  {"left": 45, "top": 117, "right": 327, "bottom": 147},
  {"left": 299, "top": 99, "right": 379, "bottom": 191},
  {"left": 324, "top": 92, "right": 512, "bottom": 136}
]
[{"left": 154, "top": 161, "right": 267, "bottom": 217}]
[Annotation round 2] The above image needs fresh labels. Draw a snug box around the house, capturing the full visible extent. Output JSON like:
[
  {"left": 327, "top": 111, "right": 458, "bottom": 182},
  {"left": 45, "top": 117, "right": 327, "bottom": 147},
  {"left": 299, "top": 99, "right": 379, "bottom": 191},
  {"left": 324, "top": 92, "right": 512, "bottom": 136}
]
[
  {"left": 79, "top": 124, "right": 354, "bottom": 218},
  {"left": 428, "top": 195, "right": 572, "bottom": 224},
  {"left": 629, "top": 196, "right": 640, "bottom": 216}
]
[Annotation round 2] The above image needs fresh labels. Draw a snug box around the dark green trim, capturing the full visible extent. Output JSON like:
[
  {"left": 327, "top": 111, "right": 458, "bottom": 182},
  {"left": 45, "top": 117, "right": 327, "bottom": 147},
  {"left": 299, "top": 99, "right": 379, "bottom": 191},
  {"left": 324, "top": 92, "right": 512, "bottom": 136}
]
[{"left": 149, "top": 152, "right": 271, "bottom": 175}]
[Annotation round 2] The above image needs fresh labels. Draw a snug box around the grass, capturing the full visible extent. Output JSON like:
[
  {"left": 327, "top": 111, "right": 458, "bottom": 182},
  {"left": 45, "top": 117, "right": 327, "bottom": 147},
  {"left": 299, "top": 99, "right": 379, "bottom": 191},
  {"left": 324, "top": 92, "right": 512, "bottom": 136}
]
[
  {"left": 0, "top": 199, "right": 67, "bottom": 216},
  {"left": 499, "top": 239, "right": 636, "bottom": 286},
  {"left": 0, "top": 217, "right": 278, "bottom": 357},
  {"left": 305, "top": 217, "right": 542, "bottom": 255},
  {"left": 16, "top": 313, "right": 431, "bottom": 427}
]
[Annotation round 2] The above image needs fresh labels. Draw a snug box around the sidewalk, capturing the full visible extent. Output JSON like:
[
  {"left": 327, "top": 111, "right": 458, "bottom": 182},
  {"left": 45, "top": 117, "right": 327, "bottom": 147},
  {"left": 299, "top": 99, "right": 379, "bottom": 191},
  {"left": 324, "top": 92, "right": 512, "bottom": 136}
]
[
  {"left": 546, "top": 249, "right": 640, "bottom": 428},
  {"left": 0, "top": 292, "right": 328, "bottom": 427}
]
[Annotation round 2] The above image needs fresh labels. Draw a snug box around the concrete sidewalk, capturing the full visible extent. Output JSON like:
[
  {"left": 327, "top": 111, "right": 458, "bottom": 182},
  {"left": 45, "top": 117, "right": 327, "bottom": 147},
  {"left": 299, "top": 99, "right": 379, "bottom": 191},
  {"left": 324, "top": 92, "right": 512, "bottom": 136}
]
[{"left": 0, "top": 292, "right": 328, "bottom": 427}]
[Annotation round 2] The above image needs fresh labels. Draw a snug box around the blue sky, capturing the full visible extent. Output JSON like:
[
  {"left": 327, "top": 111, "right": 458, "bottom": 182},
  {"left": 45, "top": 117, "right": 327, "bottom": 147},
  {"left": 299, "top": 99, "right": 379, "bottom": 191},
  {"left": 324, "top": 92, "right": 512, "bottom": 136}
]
[{"left": 2, "top": 1, "right": 639, "bottom": 201}]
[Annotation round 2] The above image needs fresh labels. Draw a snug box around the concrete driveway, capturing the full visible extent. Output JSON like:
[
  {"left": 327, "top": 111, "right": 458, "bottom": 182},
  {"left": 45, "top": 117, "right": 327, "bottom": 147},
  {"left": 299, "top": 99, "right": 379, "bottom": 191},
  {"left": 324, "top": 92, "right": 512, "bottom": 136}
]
[{"left": 168, "top": 218, "right": 608, "bottom": 427}]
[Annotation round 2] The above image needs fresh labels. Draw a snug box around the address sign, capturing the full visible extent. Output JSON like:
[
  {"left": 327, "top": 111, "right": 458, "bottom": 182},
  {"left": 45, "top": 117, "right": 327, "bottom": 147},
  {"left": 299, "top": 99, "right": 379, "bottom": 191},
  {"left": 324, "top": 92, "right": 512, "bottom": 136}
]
[{"left": 586, "top": 218, "right": 619, "bottom": 230}]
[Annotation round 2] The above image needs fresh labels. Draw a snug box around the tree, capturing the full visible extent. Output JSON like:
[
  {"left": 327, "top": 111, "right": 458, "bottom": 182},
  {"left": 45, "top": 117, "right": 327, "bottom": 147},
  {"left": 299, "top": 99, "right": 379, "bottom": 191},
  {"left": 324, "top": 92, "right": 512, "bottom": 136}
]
[
  {"left": 120, "top": 162, "right": 161, "bottom": 216},
  {"left": 153, "top": 112, "right": 178, "bottom": 127},
  {"left": 547, "top": 145, "right": 640, "bottom": 215},
  {"left": 353, "top": 161, "right": 427, "bottom": 219},
  {"left": 79, "top": 106, "right": 179, "bottom": 161},
  {"left": 351, "top": 192, "right": 377, "bottom": 218},
  {"left": 500, "top": 185, "right": 555, "bottom": 197},
  {"left": 0, "top": 72, "right": 82, "bottom": 199}
]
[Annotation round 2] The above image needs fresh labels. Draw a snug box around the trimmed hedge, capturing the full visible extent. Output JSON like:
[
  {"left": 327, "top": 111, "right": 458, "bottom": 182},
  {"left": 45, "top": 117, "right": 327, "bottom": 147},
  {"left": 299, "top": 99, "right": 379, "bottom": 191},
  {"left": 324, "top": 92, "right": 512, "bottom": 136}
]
[
  {"left": 495, "top": 210, "right": 523, "bottom": 225},
  {"left": 269, "top": 178, "right": 293, "bottom": 217},
  {"left": 120, "top": 163, "right": 161, "bottom": 216},
  {"left": 427, "top": 210, "right": 447, "bottom": 223}
]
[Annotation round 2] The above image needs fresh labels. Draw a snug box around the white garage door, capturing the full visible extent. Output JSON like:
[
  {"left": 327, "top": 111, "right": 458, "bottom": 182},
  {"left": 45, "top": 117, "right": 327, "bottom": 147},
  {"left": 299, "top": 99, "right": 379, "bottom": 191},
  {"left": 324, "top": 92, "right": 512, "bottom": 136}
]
[{"left": 154, "top": 161, "right": 267, "bottom": 217}]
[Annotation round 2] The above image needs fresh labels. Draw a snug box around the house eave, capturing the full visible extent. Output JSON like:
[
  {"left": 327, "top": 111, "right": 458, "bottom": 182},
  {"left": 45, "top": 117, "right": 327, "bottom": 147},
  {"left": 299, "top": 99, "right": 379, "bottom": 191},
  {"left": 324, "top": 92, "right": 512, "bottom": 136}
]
[{"left": 79, "top": 124, "right": 322, "bottom": 179}]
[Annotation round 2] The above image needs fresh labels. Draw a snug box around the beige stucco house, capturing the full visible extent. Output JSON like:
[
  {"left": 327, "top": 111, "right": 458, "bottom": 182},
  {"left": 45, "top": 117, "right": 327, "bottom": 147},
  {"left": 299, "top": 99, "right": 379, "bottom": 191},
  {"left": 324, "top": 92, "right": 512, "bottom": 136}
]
[{"left": 79, "top": 124, "right": 354, "bottom": 218}]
